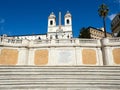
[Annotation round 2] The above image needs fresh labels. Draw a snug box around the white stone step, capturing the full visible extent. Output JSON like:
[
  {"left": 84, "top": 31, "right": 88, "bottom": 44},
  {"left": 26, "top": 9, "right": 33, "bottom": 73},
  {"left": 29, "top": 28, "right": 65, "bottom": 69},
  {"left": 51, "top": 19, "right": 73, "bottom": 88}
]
[
  {"left": 0, "top": 66, "right": 120, "bottom": 90},
  {"left": 0, "top": 84, "right": 120, "bottom": 90},
  {"left": 0, "top": 66, "right": 120, "bottom": 69}
]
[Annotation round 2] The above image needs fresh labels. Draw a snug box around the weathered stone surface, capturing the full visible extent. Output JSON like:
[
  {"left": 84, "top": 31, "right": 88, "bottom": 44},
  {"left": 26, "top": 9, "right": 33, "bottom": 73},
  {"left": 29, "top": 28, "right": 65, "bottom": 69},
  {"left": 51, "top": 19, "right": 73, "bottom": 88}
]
[
  {"left": 0, "top": 66, "right": 120, "bottom": 90},
  {"left": 82, "top": 49, "right": 97, "bottom": 65},
  {"left": 0, "top": 49, "right": 18, "bottom": 65}
]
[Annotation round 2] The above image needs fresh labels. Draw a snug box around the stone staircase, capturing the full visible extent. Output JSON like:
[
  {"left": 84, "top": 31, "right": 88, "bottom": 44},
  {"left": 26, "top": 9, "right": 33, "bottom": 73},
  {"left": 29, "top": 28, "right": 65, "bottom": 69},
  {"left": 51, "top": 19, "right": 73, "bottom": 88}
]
[{"left": 0, "top": 66, "right": 120, "bottom": 90}]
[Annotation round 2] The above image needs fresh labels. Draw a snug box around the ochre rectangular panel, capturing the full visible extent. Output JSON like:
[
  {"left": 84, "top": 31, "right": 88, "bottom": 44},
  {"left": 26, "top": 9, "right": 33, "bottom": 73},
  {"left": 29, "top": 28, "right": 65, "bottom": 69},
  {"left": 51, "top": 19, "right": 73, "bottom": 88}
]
[
  {"left": 82, "top": 49, "right": 97, "bottom": 64},
  {"left": 113, "top": 48, "right": 120, "bottom": 64},
  {"left": 0, "top": 49, "right": 18, "bottom": 65},
  {"left": 34, "top": 50, "right": 48, "bottom": 65}
]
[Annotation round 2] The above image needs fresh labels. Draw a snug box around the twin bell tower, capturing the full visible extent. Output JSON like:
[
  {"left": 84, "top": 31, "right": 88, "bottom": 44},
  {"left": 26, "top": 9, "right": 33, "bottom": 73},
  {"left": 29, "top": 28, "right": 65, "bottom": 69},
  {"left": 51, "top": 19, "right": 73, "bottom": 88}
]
[{"left": 47, "top": 11, "right": 73, "bottom": 39}]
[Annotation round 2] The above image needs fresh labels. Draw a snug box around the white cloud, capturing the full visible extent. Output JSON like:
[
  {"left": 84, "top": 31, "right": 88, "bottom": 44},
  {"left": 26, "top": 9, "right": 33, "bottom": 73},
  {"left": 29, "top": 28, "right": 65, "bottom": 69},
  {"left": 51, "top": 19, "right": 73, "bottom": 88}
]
[{"left": 108, "top": 14, "right": 116, "bottom": 21}]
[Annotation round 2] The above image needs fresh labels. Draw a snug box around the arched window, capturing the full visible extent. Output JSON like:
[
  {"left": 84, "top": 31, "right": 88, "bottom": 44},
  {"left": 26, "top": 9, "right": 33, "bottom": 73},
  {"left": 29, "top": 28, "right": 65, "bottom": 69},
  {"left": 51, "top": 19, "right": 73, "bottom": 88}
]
[
  {"left": 50, "top": 20, "right": 53, "bottom": 25},
  {"left": 66, "top": 19, "right": 70, "bottom": 24}
]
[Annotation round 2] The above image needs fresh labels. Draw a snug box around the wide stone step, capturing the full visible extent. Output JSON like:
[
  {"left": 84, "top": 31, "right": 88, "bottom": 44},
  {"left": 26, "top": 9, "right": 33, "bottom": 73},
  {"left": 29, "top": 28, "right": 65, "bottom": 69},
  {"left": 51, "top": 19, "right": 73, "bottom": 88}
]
[
  {"left": 0, "top": 68, "right": 120, "bottom": 71},
  {"left": 0, "top": 66, "right": 120, "bottom": 90},
  {"left": 0, "top": 73, "right": 119, "bottom": 76},
  {"left": 0, "top": 80, "right": 120, "bottom": 85},
  {"left": 0, "top": 72, "right": 120, "bottom": 75},
  {"left": 0, "top": 79, "right": 120, "bottom": 82},
  {"left": 0, "top": 66, "right": 120, "bottom": 69},
  {"left": 0, "top": 75, "right": 120, "bottom": 80},
  {"left": 0, "top": 84, "right": 120, "bottom": 90}
]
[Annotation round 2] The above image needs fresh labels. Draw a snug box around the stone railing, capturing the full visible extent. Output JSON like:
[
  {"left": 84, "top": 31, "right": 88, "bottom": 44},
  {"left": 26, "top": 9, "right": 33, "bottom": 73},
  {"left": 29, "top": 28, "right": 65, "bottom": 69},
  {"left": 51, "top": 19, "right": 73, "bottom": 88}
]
[
  {"left": 109, "top": 37, "right": 120, "bottom": 43},
  {"left": 33, "top": 39, "right": 76, "bottom": 44},
  {"left": 1, "top": 37, "right": 120, "bottom": 47},
  {"left": 0, "top": 38, "right": 101, "bottom": 47},
  {"left": 0, "top": 38, "right": 22, "bottom": 44},
  {"left": 34, "top": 39, "right": 51, "bottom": 44},
  {"left": 79, "top": 39, "right": 98, "bottom": 44},
  {"left": 30, "top": 38, "right": 101, "bottom": 47},
  {"left": 33, "top": 39, "right": 98, "bottom": 44},
  {"left": 101, "top": 37, "right": 120, "bottom": 46},
  {"left": 5, "top": 39, "right": 22, "bottom": 44},
  {"left": 0, "top": 38, "right": 29, "bottom": 47},
  {"left": 55, "top": 39, "right": 76, "bottom": 44}
]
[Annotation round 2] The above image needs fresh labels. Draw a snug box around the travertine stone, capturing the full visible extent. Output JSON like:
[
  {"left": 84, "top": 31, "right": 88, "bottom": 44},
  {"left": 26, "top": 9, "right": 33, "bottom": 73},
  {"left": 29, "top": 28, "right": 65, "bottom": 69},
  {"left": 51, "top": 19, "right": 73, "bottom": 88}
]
[
  {"left": 82, "top": 49, "right": 97, "bottom": 65},
  {"left": 113, "top": 48, "right": 120, "bottom": 64},
  {"left": 0, "top": 49, "right": 18, "bottom": 65},
  {"left": 34, "top": 50, "right": 48, "bottom": 65}
]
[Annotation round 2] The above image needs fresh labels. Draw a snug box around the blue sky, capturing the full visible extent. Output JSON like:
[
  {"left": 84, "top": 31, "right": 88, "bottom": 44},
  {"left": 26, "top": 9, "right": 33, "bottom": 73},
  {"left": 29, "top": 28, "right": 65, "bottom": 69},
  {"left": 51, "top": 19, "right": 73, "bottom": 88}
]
[{"left": 0, "top": 0, "right": 120, "bottom": 37}]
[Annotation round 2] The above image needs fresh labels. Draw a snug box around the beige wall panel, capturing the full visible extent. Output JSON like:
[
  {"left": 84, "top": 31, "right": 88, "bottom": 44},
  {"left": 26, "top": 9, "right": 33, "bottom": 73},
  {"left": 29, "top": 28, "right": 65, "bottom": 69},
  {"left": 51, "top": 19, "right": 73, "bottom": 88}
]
[
  {"left": 34, "top": 50, "right": 48, "bottom": 65},
  {"left": 82, "top": 49, "right": 97, "bottom": 64},
  {"left": 0, "top": 49, "right": 18, "bottom": 65},
  {"left": 113, "top": 48, "right": 120, "bottom": 64}
]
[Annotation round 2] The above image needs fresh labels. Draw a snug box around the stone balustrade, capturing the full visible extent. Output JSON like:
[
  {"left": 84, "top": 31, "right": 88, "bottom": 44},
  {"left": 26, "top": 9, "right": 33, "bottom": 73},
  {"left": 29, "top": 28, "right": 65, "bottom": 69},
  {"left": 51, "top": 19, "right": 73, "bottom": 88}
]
[
  {"left": 79, "top": 39, "right": 98, "bottom": 44},
  {"left": 0, "top": 38, "right": 22, "bottom": 44},
  {"left": 34, "top": 39, "right": 51, "bottom": 44},
  {"left": 109, "top": 37, "right": 120, "bottom": 43},
  {"left": 0, "top": 38, "right": 28, "bottom": 47},
  {"left": 101, "top": 37, "right": 120, "bottom": 46},
  {"left": 0, "top": 37, "right": 120, "bottom": 47}
]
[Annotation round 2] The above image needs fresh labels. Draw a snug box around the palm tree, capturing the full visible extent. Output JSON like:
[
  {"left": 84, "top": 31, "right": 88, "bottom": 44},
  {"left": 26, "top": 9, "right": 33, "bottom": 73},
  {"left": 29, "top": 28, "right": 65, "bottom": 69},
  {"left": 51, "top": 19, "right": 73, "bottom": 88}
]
[{"left": 98, "top": 4, "right": 109, "bottom": 38}]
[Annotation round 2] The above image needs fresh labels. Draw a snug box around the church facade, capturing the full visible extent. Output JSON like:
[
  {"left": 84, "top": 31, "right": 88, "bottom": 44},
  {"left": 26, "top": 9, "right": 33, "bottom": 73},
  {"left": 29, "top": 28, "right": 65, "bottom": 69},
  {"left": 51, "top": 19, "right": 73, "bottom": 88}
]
[
  {"left": 0, "top": 12, "right": 120, "bottom": 66},
  {"left": 2, "top": 11, "right": 73, "bottom": 40}
]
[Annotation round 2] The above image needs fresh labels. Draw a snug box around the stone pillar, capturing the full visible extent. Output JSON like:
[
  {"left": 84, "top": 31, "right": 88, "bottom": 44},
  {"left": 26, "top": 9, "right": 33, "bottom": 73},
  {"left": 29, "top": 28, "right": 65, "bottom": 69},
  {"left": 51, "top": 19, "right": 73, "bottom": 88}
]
[
  {"left": 103, "top": 47, "right": 112, "bottom": 65},
  {"left": 75, "top": 47, "right": 82, "bottom": 65},
  {"left": 101, "top": 38, "right": 111, "bottom": 65},
  {"left": 28, "top": 48, "right": 35, "bottom": 65},
  {"left": 97, "top": 48, "right": 103, "bottom": 66},
  {"left": 48, "top": 47, "right": 56, "bottom": 65},
  {"left": 17, "top": 48, "right": 28, "bottom": 65}
]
